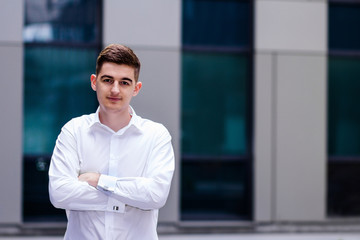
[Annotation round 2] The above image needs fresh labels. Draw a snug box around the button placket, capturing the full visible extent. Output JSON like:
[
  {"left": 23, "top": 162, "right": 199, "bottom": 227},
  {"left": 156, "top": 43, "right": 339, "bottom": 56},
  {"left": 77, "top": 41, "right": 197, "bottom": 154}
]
[{"left": 109, "top": 134, "right": 118, "bottom": 176}]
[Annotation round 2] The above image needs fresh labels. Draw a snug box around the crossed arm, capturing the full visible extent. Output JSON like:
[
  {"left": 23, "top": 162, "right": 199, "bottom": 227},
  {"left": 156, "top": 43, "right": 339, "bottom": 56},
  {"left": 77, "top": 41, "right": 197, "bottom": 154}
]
[
  {"left": 78, "top": 172, "right": 100, "bottom": 188},
  {"left": 49, "top": 123, "right": 175, "bottom": 212}
]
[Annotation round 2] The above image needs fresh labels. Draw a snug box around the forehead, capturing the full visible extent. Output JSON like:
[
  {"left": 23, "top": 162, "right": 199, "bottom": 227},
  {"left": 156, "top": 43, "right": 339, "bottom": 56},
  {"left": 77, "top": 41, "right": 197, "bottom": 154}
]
[{"left": 98, "top": 62, "right": 135, "bottom": 79}]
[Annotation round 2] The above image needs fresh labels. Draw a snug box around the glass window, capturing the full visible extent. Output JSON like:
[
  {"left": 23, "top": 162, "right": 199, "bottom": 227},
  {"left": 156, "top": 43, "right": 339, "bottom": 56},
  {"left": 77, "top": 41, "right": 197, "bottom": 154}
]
[
  {"left": 181, "top": 160, "right": 251, "bottom": 220},
  {"left": 329, "top": 4, "right": 360, "bottom": 51},
  {"left": 328, "top": 161, "right": 360, "bottom": 216},
  {"left": 328, "top": 57, "right": 360, "bottom": 157},
  {"left": 182, "top": 52, "right": 249, "bottom": 156},
  {"left": 24, "top": 0, "right": 101, "bottom": 43},
  {"left": 24, "top": 47, "right": 98, "bottom": 155},
  {"left": 23, "top": 0, "right": 102, "bottom": 221},
  {"left": 181, "top": 0, "right": 253, "bottom": 220},
  {"left": 182, "top": 0, "right": 251, "bottom": 48},
  {"left": 328, "top": 1, "right": 360, "bottom": 217}
]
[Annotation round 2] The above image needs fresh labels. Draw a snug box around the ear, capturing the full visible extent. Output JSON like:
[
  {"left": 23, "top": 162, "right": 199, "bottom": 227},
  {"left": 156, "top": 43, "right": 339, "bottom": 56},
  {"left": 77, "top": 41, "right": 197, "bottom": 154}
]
[
  {"left": 90, "top": 74, "right": 97, "bottom": 91},
  {"left": 133, "top": 82, "right": 142, "bottom": 96}
]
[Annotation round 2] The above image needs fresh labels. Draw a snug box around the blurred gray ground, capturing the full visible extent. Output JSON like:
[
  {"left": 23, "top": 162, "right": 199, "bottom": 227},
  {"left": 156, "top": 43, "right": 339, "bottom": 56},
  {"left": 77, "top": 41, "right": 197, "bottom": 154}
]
[
  {"left": 2, "top": 221, "right": 360, "bottom": 239},
  {"left": 0, "top": 233, "right": 360, "bottom": 240}
]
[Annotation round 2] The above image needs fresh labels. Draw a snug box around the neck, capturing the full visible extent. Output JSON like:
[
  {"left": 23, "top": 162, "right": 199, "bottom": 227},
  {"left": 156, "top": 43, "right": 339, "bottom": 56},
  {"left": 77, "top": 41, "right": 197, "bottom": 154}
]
[{"left": 98, "top": 108, "right": 132, "bottom": 132}]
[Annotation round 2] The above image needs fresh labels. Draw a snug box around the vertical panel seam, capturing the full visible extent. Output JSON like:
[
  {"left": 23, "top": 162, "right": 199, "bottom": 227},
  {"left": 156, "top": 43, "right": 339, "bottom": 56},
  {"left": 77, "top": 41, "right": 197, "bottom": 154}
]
[{"left": 271, "top": 52, "right": 278, "bottom": 221}]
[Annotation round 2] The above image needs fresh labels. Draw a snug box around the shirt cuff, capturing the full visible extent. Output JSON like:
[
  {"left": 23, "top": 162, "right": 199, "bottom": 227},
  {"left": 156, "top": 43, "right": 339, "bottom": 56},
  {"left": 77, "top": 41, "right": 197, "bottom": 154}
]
[
  {"left": 97, "top": 174, "right": 126, "bottom": 213},
  {"left": 97, "top": 174, "right": 117, "bottom": 192},
  {"left": 107, "top": 196, "right": 125, "bottom": 213}
]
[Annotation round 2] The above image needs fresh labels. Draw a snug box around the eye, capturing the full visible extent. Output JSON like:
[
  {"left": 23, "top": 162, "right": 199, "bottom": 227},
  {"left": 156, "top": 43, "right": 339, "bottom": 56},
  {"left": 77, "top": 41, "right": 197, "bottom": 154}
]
[
  {"left": 120, "top": 81, "right": 131, "bottom": 86},
  {"left": 103, "top": 78, "right": 113, "bottom": 84}
]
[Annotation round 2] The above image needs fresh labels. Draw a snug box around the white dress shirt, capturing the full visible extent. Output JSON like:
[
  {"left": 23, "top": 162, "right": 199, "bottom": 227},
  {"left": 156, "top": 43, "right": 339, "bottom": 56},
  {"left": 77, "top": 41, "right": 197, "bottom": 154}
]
[{"left": 48, "top": 107, "right": 175, "bottom": 240}]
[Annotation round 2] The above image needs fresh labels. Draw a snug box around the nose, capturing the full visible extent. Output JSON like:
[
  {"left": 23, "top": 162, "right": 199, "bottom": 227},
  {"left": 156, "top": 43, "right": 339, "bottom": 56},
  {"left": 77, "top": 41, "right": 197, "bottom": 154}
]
[{"left": 111, "top": 82, "right": 120, "bottom": 94}]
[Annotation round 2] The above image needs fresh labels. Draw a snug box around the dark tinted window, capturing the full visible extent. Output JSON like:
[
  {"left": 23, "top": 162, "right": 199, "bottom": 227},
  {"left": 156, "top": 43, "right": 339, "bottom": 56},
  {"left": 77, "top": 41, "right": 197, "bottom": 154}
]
[
  {"left": 182, "top": 0, "right": 251, "bottom": 48},
  {"left": 328, "top": 2, "right": 360, "bottom": 217},
  {"left": 329, "top": 4, "right": 360, "bottom": 51},
  {"left": 181, "top": 0, "right": 253, "bottom": 220},
  {"left": 23, "top": 0, "right": 102, "bottom": 221},
  {"left": 24, "top": 0, "right": 101, "bottom": 43},
  {"left": 328, "top": 56, "right": 360, "bottom": 157}
]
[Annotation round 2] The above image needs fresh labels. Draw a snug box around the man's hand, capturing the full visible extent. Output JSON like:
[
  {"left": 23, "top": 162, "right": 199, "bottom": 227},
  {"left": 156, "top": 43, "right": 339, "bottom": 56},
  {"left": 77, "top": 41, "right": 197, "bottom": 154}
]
[{"left": 78, "top": 172, "right": 100, "bottom": 188}]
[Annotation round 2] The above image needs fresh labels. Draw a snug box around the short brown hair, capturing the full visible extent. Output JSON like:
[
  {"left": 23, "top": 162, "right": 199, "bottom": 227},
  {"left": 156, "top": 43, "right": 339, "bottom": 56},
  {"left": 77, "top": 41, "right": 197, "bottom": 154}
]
[{"left": 96, "top": 44, "right": 141, "bottom": 81}]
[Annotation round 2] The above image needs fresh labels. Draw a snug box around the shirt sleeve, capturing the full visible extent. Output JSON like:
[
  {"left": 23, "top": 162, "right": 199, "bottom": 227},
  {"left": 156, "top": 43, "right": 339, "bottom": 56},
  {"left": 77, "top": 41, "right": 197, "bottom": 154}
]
[
  {"left": 48, "top": 120, "right": 109, "bottom": 212},
  {"left": 97, "top": 127, "right": 175, "bottom": 211}
]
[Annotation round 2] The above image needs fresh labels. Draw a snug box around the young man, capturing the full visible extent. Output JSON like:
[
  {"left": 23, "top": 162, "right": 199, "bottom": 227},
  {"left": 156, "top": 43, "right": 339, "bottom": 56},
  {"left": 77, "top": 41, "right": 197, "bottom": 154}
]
[{"left": 49, "top": 44, "right": 175, "bottom": 239}]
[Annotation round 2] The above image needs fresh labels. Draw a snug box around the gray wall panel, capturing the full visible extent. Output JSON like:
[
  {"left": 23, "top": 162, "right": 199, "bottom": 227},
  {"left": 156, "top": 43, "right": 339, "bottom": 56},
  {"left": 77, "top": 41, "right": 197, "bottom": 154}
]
[
  {"left": 103, "top": 0, "right": 181, "bottom": 48},
  {"left": 0, "top": 0, "right": 23, "bottom": 224},
  {"left": 0, "top": 45, "right": 23, "bottom": 223},
  {"left": 254, "top": 52, "right": 275, "bottom": 222},
  {"left": 255, "top": 0, "right": 327, "bottom": 222},
  {"left": 275, "top": 54, "right": 326, "bottom": 221},
  {"left": 256, "top": 0, "right": 326, "bottom": 52},
  {"left": 0, "top": 1, "right": 23, "bottom": 43},
  {"left": 131, "top": 49, "right": 180, "bottom": 223}
]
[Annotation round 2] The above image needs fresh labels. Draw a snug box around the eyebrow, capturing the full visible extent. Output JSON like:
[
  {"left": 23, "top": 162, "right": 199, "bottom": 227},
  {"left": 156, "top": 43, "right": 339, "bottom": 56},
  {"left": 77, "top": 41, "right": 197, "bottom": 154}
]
[{"left": 100, "top": 75, "right": 133, "bottom": 82}]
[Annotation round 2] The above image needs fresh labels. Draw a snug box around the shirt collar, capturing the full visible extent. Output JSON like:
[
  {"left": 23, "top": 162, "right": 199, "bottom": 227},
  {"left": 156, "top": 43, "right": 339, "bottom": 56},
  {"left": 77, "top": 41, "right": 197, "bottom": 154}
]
[
  {"left": 89, "top": 106, "right": 143, "bottom": 134},
  {"left": 128, "top": 106, "right": 144, "bottom": 133}
]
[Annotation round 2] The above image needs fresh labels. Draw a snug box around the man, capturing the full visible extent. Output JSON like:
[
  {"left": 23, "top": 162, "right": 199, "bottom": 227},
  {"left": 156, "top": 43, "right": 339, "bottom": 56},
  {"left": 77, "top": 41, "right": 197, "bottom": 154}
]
[{"left": 49, "top": 44, "right": 175, "bottom": 239}]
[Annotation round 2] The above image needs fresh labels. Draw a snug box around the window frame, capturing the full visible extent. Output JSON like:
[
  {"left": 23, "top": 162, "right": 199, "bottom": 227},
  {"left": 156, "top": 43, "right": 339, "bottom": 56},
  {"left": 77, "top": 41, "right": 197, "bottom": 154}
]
[
  {"left": 22, "top": 0, "right": 103, "bottom": 222},
  {"left": 180, "top": 0, "right": 254, "bottom": 221},
  {"left": 327, "top": 0, "right": 360, "bottom": 217}
]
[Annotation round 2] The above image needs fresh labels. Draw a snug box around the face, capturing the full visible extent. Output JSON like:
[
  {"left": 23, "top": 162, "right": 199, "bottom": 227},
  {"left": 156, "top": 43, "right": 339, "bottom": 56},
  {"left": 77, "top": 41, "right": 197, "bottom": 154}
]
[{"left": 91, "top": 62, "right": 142, "bottom": 116}]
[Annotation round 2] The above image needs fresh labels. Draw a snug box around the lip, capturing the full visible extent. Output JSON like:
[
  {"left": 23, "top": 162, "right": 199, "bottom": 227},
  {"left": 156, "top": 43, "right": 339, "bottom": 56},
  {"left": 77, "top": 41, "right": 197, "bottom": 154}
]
[{"left": 107, "top": 96, "right": 121, "bottom": 101}]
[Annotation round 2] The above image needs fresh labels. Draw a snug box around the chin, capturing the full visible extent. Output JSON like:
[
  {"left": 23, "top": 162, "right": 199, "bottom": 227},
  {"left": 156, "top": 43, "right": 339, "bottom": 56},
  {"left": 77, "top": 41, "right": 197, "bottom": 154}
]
[{"left": 103, "top": 105, "right": 127, "bottom": 113}]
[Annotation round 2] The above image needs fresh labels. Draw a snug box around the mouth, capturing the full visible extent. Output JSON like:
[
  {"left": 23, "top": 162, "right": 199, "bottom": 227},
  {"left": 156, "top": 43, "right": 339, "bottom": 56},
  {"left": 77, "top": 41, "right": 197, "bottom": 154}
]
[{"left": 107, "top": 96, "right": 122, "bottom": 102}]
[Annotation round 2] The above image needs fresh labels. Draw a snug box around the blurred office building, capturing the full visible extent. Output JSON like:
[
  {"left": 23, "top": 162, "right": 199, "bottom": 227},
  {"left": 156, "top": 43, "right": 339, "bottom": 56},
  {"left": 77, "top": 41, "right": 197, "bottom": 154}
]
[{"left": 1, "top": 0, "right": 360, "bottom": 234}]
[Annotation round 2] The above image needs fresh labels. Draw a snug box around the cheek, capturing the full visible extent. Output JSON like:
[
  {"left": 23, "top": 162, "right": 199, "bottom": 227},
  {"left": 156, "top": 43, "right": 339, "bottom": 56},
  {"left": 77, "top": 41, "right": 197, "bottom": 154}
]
[
  {"left": 96, "top": 86, "right": 106, "bottom": 95},
  {"left": 95, "top": 88, "right": 106, "bottom": 100},
  {"left": 95, "top": 92, "right": 101, "bottom": 102}
]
